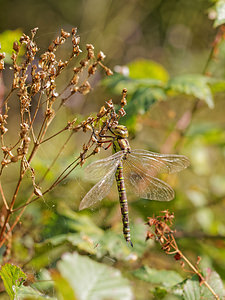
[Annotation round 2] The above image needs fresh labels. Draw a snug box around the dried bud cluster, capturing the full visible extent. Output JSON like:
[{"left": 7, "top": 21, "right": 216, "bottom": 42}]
[
  {"left": 0, "top": 114, "right": 8, "bottom": 135},
  {"left": 0, "top": 51, "right": 5, "bottom": 71},
  {"left": 146, "top": 210, "right": 175, "bottom": 250}
]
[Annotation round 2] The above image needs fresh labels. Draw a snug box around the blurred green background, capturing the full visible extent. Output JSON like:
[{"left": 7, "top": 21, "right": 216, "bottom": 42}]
[{"left": 0, "top": 0, "right": 225, "bottom": 299}]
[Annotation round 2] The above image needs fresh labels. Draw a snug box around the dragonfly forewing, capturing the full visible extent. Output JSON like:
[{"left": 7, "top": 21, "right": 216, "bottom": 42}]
[
  {"left": 129, "top": 150, "right": 190, "bottom": 175},
  {"left": 83, "top": 151, "right": 124, "bottom": 182}
]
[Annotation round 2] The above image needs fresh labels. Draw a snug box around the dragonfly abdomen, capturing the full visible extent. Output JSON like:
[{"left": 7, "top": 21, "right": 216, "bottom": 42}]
[{"left": 115, "top": 162, "right": 133, "bottom": 247}]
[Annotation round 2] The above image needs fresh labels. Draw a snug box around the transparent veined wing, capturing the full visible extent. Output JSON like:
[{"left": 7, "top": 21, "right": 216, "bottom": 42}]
[
  {"left": 123, "top": 158, "right": 175, "bottom": 201},
  {"left": 128, "top": 149, "right": 190, "bottom": 176},
  {"left": 83, "top": 151, "right": 124, "bottom": 182},
  {"left": 79, "top": 158, "right": 122, "bottom": 210}
]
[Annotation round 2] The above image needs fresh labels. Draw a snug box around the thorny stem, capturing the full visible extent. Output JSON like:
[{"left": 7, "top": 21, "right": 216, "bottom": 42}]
[{"left": 177, "top": 248, "right": 220, "bottom": 300}]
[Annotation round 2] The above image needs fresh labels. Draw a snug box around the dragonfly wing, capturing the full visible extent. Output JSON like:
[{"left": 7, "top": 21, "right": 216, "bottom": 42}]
[
  {"left": 129, "top": 149, "right": 190, "bottom": 175},
  {"left": 79, "top": 160, "right": 121, "bottom": 210},
  {"left": 123, "top": 159, "right": 174, "bottom": 201},
  {"left": 83, "top": 151, "right": 124, "bottom": 182}
]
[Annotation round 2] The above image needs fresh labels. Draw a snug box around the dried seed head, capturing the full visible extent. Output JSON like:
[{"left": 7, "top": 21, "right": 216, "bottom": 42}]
[
  {"left": 80, "top": 59, "right": 88, "bottom": 67},
  {"left": 118, "top": 108, "right": 126, "bottom": 117},
  {"left": 11, "top": 156, "right": 19, "bottom": 163},
  {"left": 78, "top": 81, "right": 91, "bottom": 95},
  {"left": 94, "top": 146, "right": 101, "bottom": 153},
  {"left": 1, "top": 159, "right": 11, "bottom": 166},
  {"left": 71, "top": 86, "right": 79, "bottom": 94},
  {"left": 61, "top": 29, "right": 70, "bottom": 39},
  {"left": 88, "top": 64, "right": 97, "bottom": 75},
  {"left": 86, "top": 44, "right": 95, "bottom": 59},
  {"left": 31, "top": 27, "right": 39, "bottom": 38},
  {"left": 72, "top": 28, "right": 77, "bottom": 35},
  {"left": 13, "top": 41, "right": 20, "bottom": 52},
  {"left": 34, "top": 186, "right": 43, "bottom": 197},
  {"left": 0, "top": 52, "right": 6, "bottom": 60},
  {"left": 97, "top": 51, "right": 106, "bottom": 61},
  {"left": 83, "top": 124, "right": 92, "bottom": 132},
  {"left": 105, "top": 67, "right": 113, "bottom": 76},
  {"left": 97, "top": 106, "right": 107, "bottom": 118}
]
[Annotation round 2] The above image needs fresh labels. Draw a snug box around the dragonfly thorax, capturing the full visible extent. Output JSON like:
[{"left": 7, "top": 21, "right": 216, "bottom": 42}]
[
  {"left": 111, "top": 125, "right": 128, "bottom": 138},
  {"left": 113, "top": 137, "right": 131, "bottom": 153}
]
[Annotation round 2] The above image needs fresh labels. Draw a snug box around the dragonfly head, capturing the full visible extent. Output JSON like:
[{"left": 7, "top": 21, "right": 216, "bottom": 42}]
[{"left": 111, "top": 125, "right": 128, "bottom": 138}]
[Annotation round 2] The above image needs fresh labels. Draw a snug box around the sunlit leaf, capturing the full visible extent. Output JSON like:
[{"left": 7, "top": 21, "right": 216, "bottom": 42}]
[
  {"left": 133, "top": 266, "right": 183, "bottom": 287},
  {"left": 128, "top": 59, "right": 169, "bottom": 82},
  {"left": 183, "top": 276, "right": 201, "bottom": 300},
  {"left": 0, "top": 263, "right": 27, "bottom": 300},
  {"left": 213, "top": 0, "right": 225, "bottom": 27},
  {"left": 57, "top": 252, "right": 133, "bottom": 300},
  {"left": 167, "top": 74, "right": 214, "bottom": 108}
]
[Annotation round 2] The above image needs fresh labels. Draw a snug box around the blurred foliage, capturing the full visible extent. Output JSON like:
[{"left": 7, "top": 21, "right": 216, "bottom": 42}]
[
  {"left": 0, "top": 0, "right": 225, "bottom": 299},
  {"left": 0, "top": 29, "right": 24, "bottom": 63}
]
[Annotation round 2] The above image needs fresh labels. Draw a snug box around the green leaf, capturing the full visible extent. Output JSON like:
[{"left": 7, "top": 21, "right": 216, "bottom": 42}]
[
  {"left": 209, "top": 78, "right": 225, "bottom": 93},
  {"left": 14, "top": 285, "right": 56, "bottom": 300},
  {"left": 183, "top": 276, "right": 201, "bottom": 300},
  {"left": 57, "top": 252, "right": 133, "bottom": 300},
  {"left": 51, "top": 271, "right": 78, "bottom": 300},
  {"left": 133, "top": 266, "right": 183, "bottom": 288},
  {"left": 0, "top": 263, "right": 27, "bottom": 300},
  {"left": 123, "top": 87, "right": 166, "bottom": 132},
  {"left": 0, "top": 29, "right": 24, "bottom": 63},
  {"left": 213, "top": 0, "right": 225, "bottom": 27},
  {"left": 167, "top": 74, "right": 214, "bottom": 108},
  {"left": 102, "top": 73, "right": 163, "bottom": 94},
  {"left": 128, "top": 59, "right": 169, "bottom": 82},
  {"left": 201, "top": 269, "right": 225, "bottom": 299},
  {"left": 183, "top": 269, "right": 225, "bottom": 300}
]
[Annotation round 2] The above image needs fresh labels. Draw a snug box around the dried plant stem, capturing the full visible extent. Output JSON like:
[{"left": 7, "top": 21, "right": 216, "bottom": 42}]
[
  {"left": 168, "top": 236, "right": 219, "bottom": 300},
  {"left": 0, "top": 181, "right": 9, "bottom": 210},
  {"left": 0, "top": 170, "right": 23, "bottom": 242},
  {"left": 29, "top": 93, "right": 43, "bottom": 129},
  {"left": 40, "top": 126, "right": 70, "bottom": 144},
  {"left": 0, "top": 193, "right": 34, "bottom": 248},
  {"left": 0, "top": 88, "right": 14, "bottom": 111},
  {"left": 177, "top": 249, "right": 219, "bottom": 300}
]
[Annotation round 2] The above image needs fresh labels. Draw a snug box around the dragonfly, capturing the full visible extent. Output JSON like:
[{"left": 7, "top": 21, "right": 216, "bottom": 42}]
[{"left": 79, "top": 125, "right": 190, "bottom": 246}]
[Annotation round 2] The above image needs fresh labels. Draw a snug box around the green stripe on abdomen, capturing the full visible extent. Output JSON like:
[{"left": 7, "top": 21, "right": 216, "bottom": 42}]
[{"left": 115, "top": 163, "right": 132, "bottom": 246}]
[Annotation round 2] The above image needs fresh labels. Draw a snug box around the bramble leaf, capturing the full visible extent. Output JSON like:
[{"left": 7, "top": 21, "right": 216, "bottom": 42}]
[
  {"left": 167, "top": 74, "right": 214, "bottom": 108},
  {"left": 0, "top": 263, "right": 27, "bottom": 300},
  {"left": 57, "top": 252, "right": 133, "bottom": 300}
]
